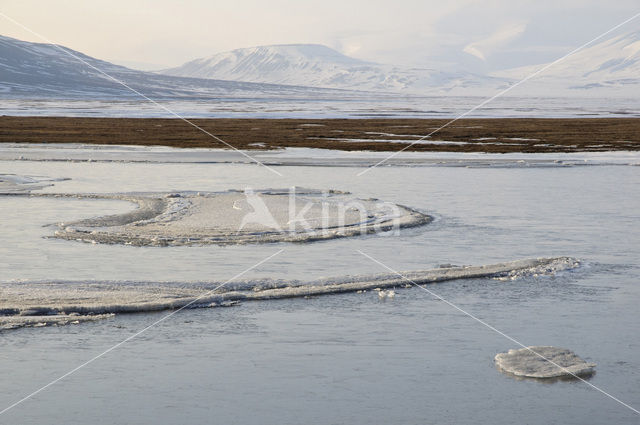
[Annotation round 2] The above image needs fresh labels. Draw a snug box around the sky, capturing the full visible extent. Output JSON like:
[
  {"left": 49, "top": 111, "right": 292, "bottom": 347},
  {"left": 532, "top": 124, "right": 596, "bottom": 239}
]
[{"left": 1, "top": 0, "right": 639, "bottom": 71}]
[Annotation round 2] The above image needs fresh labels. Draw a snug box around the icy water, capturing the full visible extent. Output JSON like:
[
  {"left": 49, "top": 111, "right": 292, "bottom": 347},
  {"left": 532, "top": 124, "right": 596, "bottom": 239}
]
[
  {"left": 2, "top": 95, "right": 640, "bottom": 118},
  {"left": 1, "top": 146, "right": 639, "bottom": 424}
]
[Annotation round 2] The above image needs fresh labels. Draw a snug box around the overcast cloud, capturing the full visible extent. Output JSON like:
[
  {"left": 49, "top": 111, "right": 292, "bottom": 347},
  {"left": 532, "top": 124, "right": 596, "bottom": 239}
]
[{"left": 1, "top": 0, "right": 638, "bottom": 71}]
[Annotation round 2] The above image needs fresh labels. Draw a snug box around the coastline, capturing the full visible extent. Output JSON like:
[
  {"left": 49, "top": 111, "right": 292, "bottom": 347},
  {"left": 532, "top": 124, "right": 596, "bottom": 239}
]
[{"left": 2, "top": 117, "right": 640, "bottom": 153}]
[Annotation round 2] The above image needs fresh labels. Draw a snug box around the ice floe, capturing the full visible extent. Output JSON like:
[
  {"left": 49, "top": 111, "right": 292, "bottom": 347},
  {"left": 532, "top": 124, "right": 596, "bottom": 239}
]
[
  {"left": 0, "top": 313, "right": 115, "bottom": 331},
  {"left": 3, "top": 144, "right": 640, "bottom": 168},
  {"left": 0, "top": 173, "right": 67, "bottom": 194},
  {"left": 48, "top": 188, "right": 431, "bottom": 246},
  {"left": 0, "top": 257, "right": 579, "bottom": 330},
  {"left": 495, "top": 346, "right": 596, "bottom": 379}
]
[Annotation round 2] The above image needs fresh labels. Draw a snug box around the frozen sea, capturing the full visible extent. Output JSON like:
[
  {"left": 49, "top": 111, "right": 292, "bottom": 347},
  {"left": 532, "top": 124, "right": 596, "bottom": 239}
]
[
  {"left": 2, "top": 95, "right": 640, "bottom": 118},
  {"left": 1, "top": 144, "right": 639, "bottom": 424}
]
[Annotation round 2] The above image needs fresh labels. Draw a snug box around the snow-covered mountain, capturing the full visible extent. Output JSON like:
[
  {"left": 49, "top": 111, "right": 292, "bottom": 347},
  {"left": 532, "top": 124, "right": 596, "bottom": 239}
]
[
  {"left": 160, "top": 44, "right": 509, "bottom": 95},
  {"left": 493, "top": 30, "right": 640, "bottom": 95},
  {"left": 0, "top": 35, "right": 345, "bottom": 99},
  {"left": 4, "top": 30, "right": 640, "bottom": 101}
]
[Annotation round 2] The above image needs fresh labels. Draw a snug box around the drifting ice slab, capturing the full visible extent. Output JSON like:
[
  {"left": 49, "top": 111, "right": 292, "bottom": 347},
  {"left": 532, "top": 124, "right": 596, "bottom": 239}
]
[
  {"left": 0, "top": 257, "right": 579, "bottom": 330},
  {"left": 51, "top": 188, "right": 431, "bottom": 246},
  {"left": 495, "top": 346, "right": 595, "bottom": 379}
]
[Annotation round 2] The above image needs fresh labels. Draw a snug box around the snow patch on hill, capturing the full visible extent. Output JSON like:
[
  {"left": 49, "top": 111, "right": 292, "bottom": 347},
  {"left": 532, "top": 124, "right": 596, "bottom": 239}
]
[{"left": 493, "top": 30, "right": 640, "bottom": 95}]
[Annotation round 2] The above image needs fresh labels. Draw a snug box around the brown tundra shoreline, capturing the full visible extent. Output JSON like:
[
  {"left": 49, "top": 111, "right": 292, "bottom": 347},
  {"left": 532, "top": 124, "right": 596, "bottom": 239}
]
[{"left": 1, "top": 116, "right": 640, "bottom": 153}]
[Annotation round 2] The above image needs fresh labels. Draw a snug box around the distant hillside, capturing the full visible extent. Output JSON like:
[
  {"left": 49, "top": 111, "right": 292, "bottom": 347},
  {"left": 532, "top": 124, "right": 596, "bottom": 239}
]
[
  {"left": 160, "top": 44, "right": 509, "bottom": 94},
  {"left": 3, "top": 31, "right": 640, "bottom": 101},
  {"left": 0, "top": 35, "right": 347, "bottom": 99},
  {"left": 493, "top": 30, "right": 640, "bottom": 94}
]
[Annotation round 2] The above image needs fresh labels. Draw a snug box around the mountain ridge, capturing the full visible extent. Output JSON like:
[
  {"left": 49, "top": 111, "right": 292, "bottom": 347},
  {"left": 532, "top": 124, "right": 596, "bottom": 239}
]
[
  {"left": 0, "top": 34, "right": 355, "bottom": 99},
  {"left": 160, "top": 43, "right": 507, "bottom": 94},
  {"left": 492, "top": 30, "right": 640, "bottom": 93},
  {"left": 161, "top": 33, "right": 640, "bottom": 95},
  {"left": 3, "top": 32, "right": 640, "bottom": 99}
]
